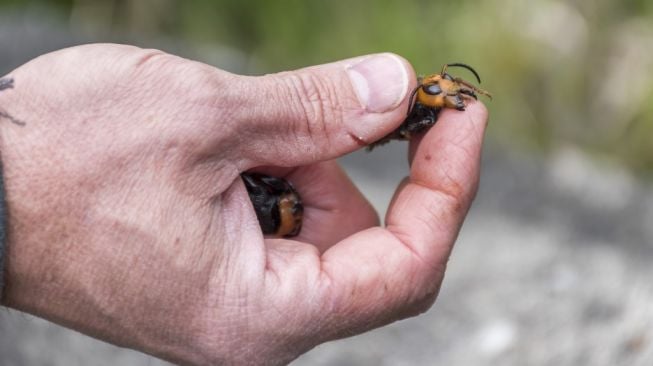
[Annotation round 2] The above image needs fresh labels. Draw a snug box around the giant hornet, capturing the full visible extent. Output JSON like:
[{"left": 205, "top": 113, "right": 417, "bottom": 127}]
[
  {"left": 241, "top": 172, "right": 303, "bottom": 237},
  {"left": 368, "top": 62, "right": 491, "bottom": 149},
  {"left": 243, "top": 63, "right": 491, "bottom": 237}
]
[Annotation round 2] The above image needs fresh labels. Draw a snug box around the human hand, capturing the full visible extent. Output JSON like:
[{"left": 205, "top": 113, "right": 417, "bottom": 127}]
[{"left": 0, "top": 44, "right": 487, "bottom": 365}]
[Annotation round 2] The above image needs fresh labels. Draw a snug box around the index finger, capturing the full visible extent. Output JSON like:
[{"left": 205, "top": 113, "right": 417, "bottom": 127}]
[
  {"left": 317, "top": 101, "right": 488, "bottom": 334},
  {"left": 387, "top": 101, "right": 488, "bottom": 264}
]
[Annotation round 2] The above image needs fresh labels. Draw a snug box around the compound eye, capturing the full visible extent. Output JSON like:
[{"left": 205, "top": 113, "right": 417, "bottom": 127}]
[
  {"left": 443, "top": 73, "right": 454, "bottom": 81},
  {"left": 422, "top": 83, "right": 442, "bottom": 95}
]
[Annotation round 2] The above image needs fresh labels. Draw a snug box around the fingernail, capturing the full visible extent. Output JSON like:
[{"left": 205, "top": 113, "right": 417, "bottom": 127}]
[{"left": 346, "top": 54, "right": 409, "bottom": 113}]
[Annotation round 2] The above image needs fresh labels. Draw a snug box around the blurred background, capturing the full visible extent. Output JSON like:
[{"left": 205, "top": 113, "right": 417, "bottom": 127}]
[{"left": 1, "top": 0, "right": 653, "bottom": 365}]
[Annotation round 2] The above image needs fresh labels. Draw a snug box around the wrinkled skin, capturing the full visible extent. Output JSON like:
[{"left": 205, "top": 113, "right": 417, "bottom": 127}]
[{"left": 0, "top": 44, "right": 487, "bottom": 365}]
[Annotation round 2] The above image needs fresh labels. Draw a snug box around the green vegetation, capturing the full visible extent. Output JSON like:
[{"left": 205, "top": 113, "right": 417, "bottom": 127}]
[{"left": 3, "top": 0, "right": 653, "bottom": 173}]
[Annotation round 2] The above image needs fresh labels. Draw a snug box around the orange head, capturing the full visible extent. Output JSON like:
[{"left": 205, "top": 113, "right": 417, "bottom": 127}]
[{"left": 408, "top": 63, "right": 492, "bottom": 114}]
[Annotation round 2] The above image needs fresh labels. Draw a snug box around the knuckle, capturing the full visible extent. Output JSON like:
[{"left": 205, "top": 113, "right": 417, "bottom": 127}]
[
  {"left": 404, "top": 288, "right": 440, "bottom": 317},
  {"left": 399, "top": 262, "right": 445, "bottom": 317},
  {"left": 133, "top": 48, "right": 169, "bottom": 69},
  {"left": 282, "top": 71, "right": 345, "bottom": 149}
]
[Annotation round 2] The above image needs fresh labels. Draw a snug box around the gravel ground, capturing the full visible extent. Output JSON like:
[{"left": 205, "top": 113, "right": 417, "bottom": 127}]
[{"left": 2, "top": 11, "right": 653, "bottom": 366}]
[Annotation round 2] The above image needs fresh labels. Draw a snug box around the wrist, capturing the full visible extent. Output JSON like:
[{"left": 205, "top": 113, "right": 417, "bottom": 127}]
[{"left": 0, "top": 153, "right": 6, "bottom": 302}]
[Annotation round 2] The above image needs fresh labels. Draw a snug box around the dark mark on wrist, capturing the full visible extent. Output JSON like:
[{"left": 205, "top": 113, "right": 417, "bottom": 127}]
[
  {"left": 0, "top": 111, "right": 25, "bottom": 126},
  {"left": 0, "top": 78, "right": 13, "bottom": 91},
  {"left": 0, "top": 77, "right": 26, "bottom": 126}
]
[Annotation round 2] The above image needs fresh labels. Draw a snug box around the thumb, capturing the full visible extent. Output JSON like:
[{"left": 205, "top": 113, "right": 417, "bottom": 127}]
[{"left": 232, "top": 53, "right": 415, "bottom": 167}]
